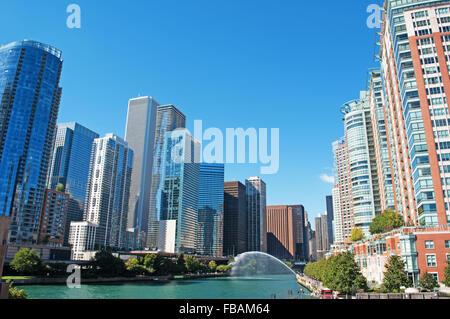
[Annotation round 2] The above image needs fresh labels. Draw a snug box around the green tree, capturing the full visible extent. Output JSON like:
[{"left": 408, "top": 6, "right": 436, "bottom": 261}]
[
  {"left": 10, "top": 248, "right": 43, "bottom": 275},
  {"left": 90, "top": 249, "right": 126, "bottom": 276},
  {"left": 382, "top": 256, "right": 411, "bottom": 292},
  {"left": 444, "top": 261, "right": 450, "bottom": 287},
  {"left": 208, "top": 260, "right": 217, "bottom": 272},
  {"left": 351, "top": 228, "right": 365, "bottom": 242},
  {"left": 217, "top": 264, "right": 232, "bottom": 273},
  {"left": 125, "top": 257, "right": 147, "bottom": 275},
  {"left": 55, "top": 184, "right": 65, "bottom": 192},
  {"left": 7, "top": 280, "right": 27, "bottom": 299},
  {"left": 419, "top": 272, "right": 439, "bottom": 291},
  {"left": 185, "top": 256, "right": 202, "bottom": 273},
  {"left": 176, "top": 254, "right": 187, "bottom": 273},
  {"left": 370, "top": 209, "right": 404, "bottom": 235},
  {"left": 284, "top": 261, "right": 293, "bottom": 268},
  {"left": 323, "top": 253, "right": 367, "bottom": 295}
]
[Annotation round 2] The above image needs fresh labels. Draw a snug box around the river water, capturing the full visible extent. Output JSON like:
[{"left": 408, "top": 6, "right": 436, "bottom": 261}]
[{"left": 18, "top": 274, "right": 314, "bottom": 299}]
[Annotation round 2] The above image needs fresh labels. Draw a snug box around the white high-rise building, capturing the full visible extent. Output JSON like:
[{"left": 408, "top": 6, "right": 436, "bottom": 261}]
[
  {"left": 125, "top": 96, "right": 159, "bottom": 248},
  {"left": 332, "top": 185, "right": 344, "bottom": 244}
]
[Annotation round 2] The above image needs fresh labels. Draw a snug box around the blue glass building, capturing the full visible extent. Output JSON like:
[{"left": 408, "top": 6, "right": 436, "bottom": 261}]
[
  {"left": 158, "top": 129, "right": 200, "bottom": 254},
  {"left": 0, "top": 40, "right": 63, "bottom": 244},
  {"left": 198, "top": 163, "right": 224, "bottom": 257}
]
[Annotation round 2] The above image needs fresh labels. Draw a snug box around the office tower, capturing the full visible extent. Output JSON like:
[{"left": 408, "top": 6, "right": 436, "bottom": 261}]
[
  {"left": 246, "top": 177, "right": 267, "bottom": 252},
  {"left": 368, "top": 71, "right": 397, "bottom": 213},
  {"left": 333, "top": 138, "right": 354, "bottom": 242},
  {"left": 38, "top": 189, "right": 69, "bottom": 247},
  {"left": 308, "top": 228, "right": 317, "bottom": 262},
  {"left": 157, "top": 129, "right": 201, "bottom": 254},
  {"left": 379, "top": 0, "right": 450, "bottom": 227},
  {"left": 68, "top": 221, "right": 97, "bottom": 261},
  {"left": 266, "top": 205, "right": 307, "bottom": 261},
  {"left": 125, "top": 96, "right": 159, "bottom": 248},
  {"left": 197, "top": 163, "right": 224, "bottom": 257},
  {"left": 47, "top": 122, "right": 99, "bottom": 245},
  {"left": 331, "top": 185, "right": 344, "bottom": 244},
  {"left": 341, "top": 91, "right": 381, "bottom": 236},
  {"left": 325, "top": 195, "right": 334, "bottom": 245},
  {"left": 314, "top": 214, "right": 329, "bottom": 260},
  {"left": 82, "top": 134, "right": 133, "bottom": 251},
  {"left": 0, "top": 40, "right": 63, "bottom": 245},
  {"left": 147, "top": 105, "right": 186, "bottom": 249},
  {"left": 223, "top": 181, "right": 247, "bottom": 256}
]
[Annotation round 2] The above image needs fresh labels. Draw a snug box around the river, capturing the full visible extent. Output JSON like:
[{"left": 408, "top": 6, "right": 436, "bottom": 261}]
[{"left": 18, "top": 274, "right": 314, "bottom": 299}]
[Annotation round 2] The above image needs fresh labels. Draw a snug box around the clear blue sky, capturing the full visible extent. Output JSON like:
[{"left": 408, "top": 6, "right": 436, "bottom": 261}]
[{"left": 0, "top": 0, "right": 378, "bottom": 222}]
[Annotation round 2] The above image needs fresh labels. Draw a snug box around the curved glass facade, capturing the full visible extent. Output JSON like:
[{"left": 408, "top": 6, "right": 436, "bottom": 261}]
[{"left": 0, "top": 40, "right": 62, "bottom": 244}]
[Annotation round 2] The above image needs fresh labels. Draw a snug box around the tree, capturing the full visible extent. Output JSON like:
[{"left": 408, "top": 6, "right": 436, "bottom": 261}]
[
  {"left": 419, "top": 272, "right": 439, "bottom": 291},
  {"left": 208, "top": 261, "right": 217, "bottom": 272},
  {"left": 444, "top": 261, "right": 450, "bottom": 287},
  {"left": 10, "top": 248, "right": 43, "bottom": 275},
  {"left": 176, "top": 254, "right": 187, "bottom": 274},
  {"left": 382, "top": 256, "right": 411, "bottom": 292},
  {"left": 125, "top": 257, "right": 147, "bottom": 275},
  {"left": 217, "top": 264, "right": 232, "bottom": 273},
  {"left": 185, "top": 256, "right": 202, "bottom": 273},
  {"left": 351, "top": 228, "right": 365, "bottom": 242},
  {"left": 7, "top": 280, "right": 27, "bottom": 299},
  {"left": 55, "top": 184, "right": 65, "bottom": 192},
  {"left": 370, "top": 209, "right": 404, "bottom": 235},
  {"left": 90, "top": 249, "right": 126, "bottom": 276}
]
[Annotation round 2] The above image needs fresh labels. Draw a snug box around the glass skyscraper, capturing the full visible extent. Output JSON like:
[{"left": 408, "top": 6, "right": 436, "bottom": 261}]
[
  {"left": 0, "top": 40, "right": 63, "bottom": 244},
  {"left": 246, "top": 177, "right": 267, "bottom": 252},
  {"left": 197, "top": 163, "right": 224, "bottom": 257},
  {"left": 157, "top": 129, "right": 200, "bottom": 254},
  {"left": 147, "top": 105, "right": 186, "bottom": 249},
  {"left": 125, "top": 96, "right": 159, "bottom": 248}
]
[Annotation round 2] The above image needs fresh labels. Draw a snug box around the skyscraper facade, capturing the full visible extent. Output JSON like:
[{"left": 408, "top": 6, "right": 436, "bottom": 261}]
[
  {"left": 0, "top": 40, "right": 63, "bottom": 244},
  {"left": 38, "top": 189, "right": 69, "bottom": 247},
  {"left": 47, "top": 122, "right": 99, "bottom": 246},
  {"left": 266, "top": 205, "right": 307, "bottom": 261},
  {"left": 223, "top": 181, "right": 247, "bottom": 256},
  {"left": 246, "top": 177, "right": 267, "bottom": 252},
  {"left": 147, "top": 105, "right": 186, "bottom": 249},
  {"left": 325, "top": 195, "right": 334, "bottom": 245},
  {"left": 82, "top": 134, "right": 133, "bottom": 250},
  {"left": 314, "top": 214, "right": 329, "bottom": 261},
  {"left": 125, "top": 96, "right": 159, "bottom": 248},
  {"left": 157, "top": 129, "right": 201, "bottom": 254},
  {"left": 197, "top": 163, "right": 224, "bottom": 257},
  {"left": 331, "top": 185, "right": 344, "bottom": 244}
]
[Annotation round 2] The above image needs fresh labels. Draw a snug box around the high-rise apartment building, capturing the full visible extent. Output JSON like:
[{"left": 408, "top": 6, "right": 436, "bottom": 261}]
[
  {"left": 157, "top": 129, "right": 201, "bottom": 254},
  {"left": 246, "top": 177, "right": 267, "bottom": 252},
  {"left": 125, "top": 96, "right": 159, "bottom": 248},
  {"left": 38, "top": 189, "right": 69, "bottom": 247},
  {"left": 333, "top": 138, "right": 354, "bottom": 242},
  {"left": 47, "top": 122, "right": 99, "bottom": 246},
  {"left": 81, "top": 134, "right": 133, "bottom": 251},
  {"left": 266, "top": 205, "right": 307, "bottom": 261},
  {"left": 340, "top": 91, "right": 381, "bottom": 236},
  {"left": 223, "top": 181, "right": 247, "bottom": 256},
  {"left": 0, "top": 40, "right": 63, "bottom": 245},
  {"left": 315, "top": 214, "right": 329, "bottom": 260},
  {"left": 331, "top": 185, "right": 344, "bottom": 244},
  {"left": 197, "top": 163, "right": 224, "bottom": 257},
  {"left": 147, "top": 105, "right": 186, "bottom": 249}
]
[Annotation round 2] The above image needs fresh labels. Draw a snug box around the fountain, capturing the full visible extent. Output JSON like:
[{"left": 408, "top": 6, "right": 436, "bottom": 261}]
[{"left": 231, "top": 252, "right": 297, "bottom": 277}]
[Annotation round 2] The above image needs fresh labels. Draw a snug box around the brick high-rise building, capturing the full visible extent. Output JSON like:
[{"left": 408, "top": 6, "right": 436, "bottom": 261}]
[{"left": 223, "top": 181, "right": 247, "bottom": 256}]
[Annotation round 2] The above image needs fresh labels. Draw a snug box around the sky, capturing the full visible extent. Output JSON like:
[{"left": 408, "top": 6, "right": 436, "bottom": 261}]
[{"left": 0, "top": 0, "right": 379, "bottom": 223}]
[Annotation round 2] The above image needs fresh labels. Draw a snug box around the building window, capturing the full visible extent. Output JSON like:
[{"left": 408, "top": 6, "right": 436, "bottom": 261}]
[
  {"left": 430, "top": 273, "right": 439, "bottom": 282},
  {"left": 425, "top": 241, "right": 435, "bottom": 249},
  {"left": 446, "top": 240, "right": 450, "bottom": 249},
  {"left": 426, "top": 254, "right": 437, "bottom": 267}
]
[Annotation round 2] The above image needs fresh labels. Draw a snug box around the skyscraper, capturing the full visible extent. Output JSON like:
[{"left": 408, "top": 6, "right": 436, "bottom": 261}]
[
  {"left": 325, "top": 195, "right": 334, "bottom": 245},
  {"left": 82, "top": 134, "right": 133, "bottom": 251},
  {"left": 47, "top": 122, "right": 99, "bottom": 245},
  {"left": 38, "top": 189, "right": 69, "bottom": 247},
  {"left": 341, "top": 91, "right": 380, "bottom": 236},
  {"left": 197, "top": 163, "right": 224, "bottom": 257},
  {"left": 246, "top": 177, "right": 267, "bottom": 252},
  {"left": 157, "top": 129, "right": 201, "bottom": 254},
  {"left": 331, "top": 185, "right": 344, "bottom": 244},
  {"left": 223, "top": 181, "right": 247, "bottom": 256},
  {"left": 266, "top": 205, "right": 307, "bottom": 261},
  {"left": 314, "top": 214, "right": 329, "bottom": 260},
  {"left": 0, "top": 40, "right": 63, "bottom": 245},
  {"left": 147, "top": 105, "right": 186, "bottom": 249},
  {"left": 125, "top": 96, "right": 159, "bottom": 248}
]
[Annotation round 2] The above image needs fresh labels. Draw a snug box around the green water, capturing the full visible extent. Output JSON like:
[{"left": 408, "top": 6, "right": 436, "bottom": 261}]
[{"left": 18, "top": 275, "right": 313, "bottom": 299}]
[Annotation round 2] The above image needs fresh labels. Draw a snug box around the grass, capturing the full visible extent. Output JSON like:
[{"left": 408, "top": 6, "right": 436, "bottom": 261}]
[{"left": 2, "top": 276, "right": 33, "bottom": 280}]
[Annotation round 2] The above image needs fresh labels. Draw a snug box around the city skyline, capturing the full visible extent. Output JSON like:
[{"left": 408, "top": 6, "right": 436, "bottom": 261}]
[{"left": 0, "top": 0, "right": 381, "bottom": 220}]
